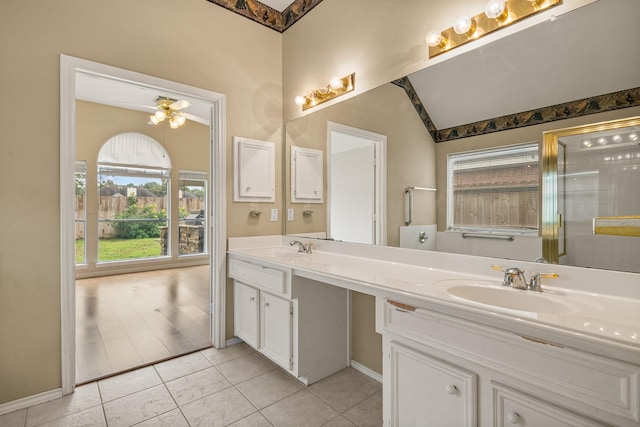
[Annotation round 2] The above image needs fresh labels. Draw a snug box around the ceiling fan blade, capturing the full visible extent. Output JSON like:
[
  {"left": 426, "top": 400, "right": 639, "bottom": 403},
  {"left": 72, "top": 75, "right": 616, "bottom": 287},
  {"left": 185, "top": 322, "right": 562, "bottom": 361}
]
[{"left": 170, "top": 99, "right": 190, "bottom": 110}]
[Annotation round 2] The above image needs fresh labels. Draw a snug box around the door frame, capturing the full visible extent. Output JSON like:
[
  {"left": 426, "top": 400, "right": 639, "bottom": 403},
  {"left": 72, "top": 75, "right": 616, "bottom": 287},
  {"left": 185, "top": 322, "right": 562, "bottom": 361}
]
[
  {"left": 327, "top": 121, "right": 387, "bottom": 245},
  {"left": 60, "top": 55, "right": 226, "bottom": 395}
]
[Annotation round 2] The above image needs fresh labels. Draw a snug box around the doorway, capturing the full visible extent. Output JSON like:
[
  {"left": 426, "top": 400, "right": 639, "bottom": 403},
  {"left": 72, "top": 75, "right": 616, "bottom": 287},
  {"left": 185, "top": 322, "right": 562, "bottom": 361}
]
[
  {"left": 327, "top": 122, "right": 387, "bottom": 245},
  {"left": 60, "top": 55, "right": 227, "bottom": 394}
]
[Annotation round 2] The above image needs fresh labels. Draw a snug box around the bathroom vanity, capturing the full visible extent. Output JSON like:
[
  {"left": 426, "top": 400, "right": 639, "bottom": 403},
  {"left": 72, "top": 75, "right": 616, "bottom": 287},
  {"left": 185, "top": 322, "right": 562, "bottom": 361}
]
[{"left": 228, "top": 236, "right": 640, "bottom": 426}]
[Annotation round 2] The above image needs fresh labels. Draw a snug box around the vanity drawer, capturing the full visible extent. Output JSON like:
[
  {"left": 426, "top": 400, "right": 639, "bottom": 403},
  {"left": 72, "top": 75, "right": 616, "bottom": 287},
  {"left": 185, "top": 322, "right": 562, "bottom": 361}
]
[
  {"left": 229, "top": 258, "right": 287, "bottom": 294},
  {"left": 383, "top": 299, "right": 640, "bottom": 425}
]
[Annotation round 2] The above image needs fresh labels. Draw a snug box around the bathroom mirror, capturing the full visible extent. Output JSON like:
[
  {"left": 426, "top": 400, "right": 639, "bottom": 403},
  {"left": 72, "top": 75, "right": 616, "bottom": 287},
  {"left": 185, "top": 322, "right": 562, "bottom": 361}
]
[{"left": 284, "top": 0, "right": 640, "bottom": 273}]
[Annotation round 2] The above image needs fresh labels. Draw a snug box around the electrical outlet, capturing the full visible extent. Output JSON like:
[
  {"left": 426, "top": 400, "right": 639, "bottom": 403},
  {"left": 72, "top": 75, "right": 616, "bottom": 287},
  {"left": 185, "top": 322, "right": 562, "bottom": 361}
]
[
  {"left": 270, "top": 208, "right": 278, "bottom": 222},
  {"left": 287, "top": 209, "right": 294, "bottom": 221}
]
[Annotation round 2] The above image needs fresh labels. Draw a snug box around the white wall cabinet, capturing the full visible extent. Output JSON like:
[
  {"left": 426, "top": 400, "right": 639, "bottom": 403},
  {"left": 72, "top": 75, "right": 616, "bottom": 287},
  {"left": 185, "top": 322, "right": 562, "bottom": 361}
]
[
  {"left": 229, "top": 257, "right": 348, "bottom": 384},
  {"left": 382, "top": 299, "right": 639, "bottom": 427},
  {"left": 291, "top": 146, "right": 323, "bottom": 203},
  {"left": 233, "top": 136, "right": 275, "bottom": 202}
]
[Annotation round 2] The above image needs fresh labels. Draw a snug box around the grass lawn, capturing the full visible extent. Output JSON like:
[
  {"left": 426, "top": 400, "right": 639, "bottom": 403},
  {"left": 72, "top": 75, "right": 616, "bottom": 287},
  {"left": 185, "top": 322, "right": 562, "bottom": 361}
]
[{"left": 75, "top": 238, "right": 162, "bottom": 263}]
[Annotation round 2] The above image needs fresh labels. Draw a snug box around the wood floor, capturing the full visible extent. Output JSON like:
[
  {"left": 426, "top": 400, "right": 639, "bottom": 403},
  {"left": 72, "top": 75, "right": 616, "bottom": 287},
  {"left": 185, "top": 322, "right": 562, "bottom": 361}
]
[{"left": 76, "top": 265, "right": 211, "bottom": 384}]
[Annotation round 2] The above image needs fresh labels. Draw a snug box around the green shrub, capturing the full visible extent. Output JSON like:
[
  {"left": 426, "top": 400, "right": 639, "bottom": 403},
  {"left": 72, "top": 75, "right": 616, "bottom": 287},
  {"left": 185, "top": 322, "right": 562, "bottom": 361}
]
[{"left": 112, "top": 203, "right": 167, "bottom": 239}]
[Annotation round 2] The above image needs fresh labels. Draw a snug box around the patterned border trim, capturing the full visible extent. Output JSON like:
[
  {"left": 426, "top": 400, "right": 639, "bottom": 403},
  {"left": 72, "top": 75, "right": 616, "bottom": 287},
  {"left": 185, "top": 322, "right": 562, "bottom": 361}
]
[
  {"left": 206, "top": 0, "right": 323, "bottom": 32},
  {"left": 392, "top": 77, "right": 640, "bottom": 143}
]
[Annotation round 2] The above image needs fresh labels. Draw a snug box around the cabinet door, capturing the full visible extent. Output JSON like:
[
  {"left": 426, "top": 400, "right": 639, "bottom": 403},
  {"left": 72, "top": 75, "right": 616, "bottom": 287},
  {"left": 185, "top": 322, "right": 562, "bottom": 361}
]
[
  {"left": 493, "top": 384, "right": 604, "bottom": 427},
  {"left": 388, "top": 341, "right": 476, "bottom": 427},
  {"left": 260, "top": 292, "right": 293, "bottom": 370},
  {"left": 234, "top": 281, "right": 259, "bottom": 348}
]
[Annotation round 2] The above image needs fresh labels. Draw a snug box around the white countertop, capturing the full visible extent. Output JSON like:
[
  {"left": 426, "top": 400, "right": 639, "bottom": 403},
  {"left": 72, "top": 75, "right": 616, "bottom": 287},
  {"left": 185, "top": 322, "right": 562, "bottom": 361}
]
[{"left": 228, "top": 236, "right": 640, "bottom": 364}]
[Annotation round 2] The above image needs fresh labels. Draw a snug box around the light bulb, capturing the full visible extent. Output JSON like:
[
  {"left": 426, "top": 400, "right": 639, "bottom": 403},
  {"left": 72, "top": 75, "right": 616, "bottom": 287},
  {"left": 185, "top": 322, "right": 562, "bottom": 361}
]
[
  {"left": 628, "top": 133, "right": 638, "bottom": 141},
  {"left": 169, "top": 120, "right": 179, "bottom": 129},
  {"left": 426, "top": 31, "right": 445, "bottom": 47},
  {"left": 155, "top": 110, "right": 167, "bottom": 121},
  {"left": 612, "top": 135, "right": 622, "bottom": 143},
  {"left": 177, "top": 115, "right": 186, "bottom": 126},
  {"left": 150, "top": 115, "right": 160, "bottom": 125},
  {"left": 485, "top": 0, "right": 507, "bottom": 20},
  {"left": 453, "top": 16, "right": 475, "bottom": 35},
  {"left": 329, "top": 77, "right": 343, "bottom": 90},
  {"left": 294, "top": 95, "right": 306, "bottom": 106},
  {"left": 597, "top": 137, "right": 607, "bottom": 145},
  {"left": 582, "top": 140, "right": 592, "bottom": 148}
]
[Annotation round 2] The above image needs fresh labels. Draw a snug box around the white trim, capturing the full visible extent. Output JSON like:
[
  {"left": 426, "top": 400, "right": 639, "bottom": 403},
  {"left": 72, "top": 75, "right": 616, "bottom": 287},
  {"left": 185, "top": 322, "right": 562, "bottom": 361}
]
[
  {"left": 327, "top": 122, "right": 387, "bottom": 246},
  {"left": 0, "top": 388, "right": 62, "bottom": 416},
  {"left": 225, "top": 337, "right": 244, "bottom": 347},
  {"left": 60, "top": 54, "right": 227, "bottom": 395},
  {"left": 350, "top": 359, "right": 383, "bottom": 383}
]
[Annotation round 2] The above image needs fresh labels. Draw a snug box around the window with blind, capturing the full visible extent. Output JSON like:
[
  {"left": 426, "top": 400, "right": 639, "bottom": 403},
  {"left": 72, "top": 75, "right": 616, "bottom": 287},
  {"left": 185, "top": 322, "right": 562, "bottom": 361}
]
[{"left": 447, "top": 143, "right": 539, "bottom": 233}]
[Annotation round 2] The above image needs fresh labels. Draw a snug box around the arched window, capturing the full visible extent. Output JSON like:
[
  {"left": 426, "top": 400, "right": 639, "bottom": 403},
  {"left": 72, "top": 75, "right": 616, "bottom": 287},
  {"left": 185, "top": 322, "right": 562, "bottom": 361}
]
[{"left": 96, "top": 133, "right": 171, "bottom": 262}]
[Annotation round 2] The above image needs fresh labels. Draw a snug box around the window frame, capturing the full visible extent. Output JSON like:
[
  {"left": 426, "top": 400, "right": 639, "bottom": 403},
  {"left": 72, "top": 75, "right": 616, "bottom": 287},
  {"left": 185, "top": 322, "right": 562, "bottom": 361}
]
[
  {"left": 446, "top": 142, "right": 540, "bottom": 235},
  {"left": 178, "top": 170, "right": 208, "bottom": 257}
]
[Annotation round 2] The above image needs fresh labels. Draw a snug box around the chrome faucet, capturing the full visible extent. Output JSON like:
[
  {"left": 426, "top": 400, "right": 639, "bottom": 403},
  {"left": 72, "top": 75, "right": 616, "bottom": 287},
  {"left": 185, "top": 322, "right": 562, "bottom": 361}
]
[
  {"left": 491, "top": 265, "right": 558, "bottom": 292},
  {"left": 290, "top": 240, "right": 312, "bottom": 254}
]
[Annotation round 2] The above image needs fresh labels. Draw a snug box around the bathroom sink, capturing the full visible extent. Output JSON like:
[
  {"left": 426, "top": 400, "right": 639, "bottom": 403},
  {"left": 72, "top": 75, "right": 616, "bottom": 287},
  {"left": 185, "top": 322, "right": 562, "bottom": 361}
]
[{"left": 436, "top": 280, "right": 573, "bottom": 314}]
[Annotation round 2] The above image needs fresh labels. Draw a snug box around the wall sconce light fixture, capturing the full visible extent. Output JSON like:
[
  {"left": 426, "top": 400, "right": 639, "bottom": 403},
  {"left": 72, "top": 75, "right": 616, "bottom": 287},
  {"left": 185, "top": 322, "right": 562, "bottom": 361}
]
[
  {"left": 295, "top": 73, "right": 355, "bottom": 111},
  {"left": 427, "top": 0, "right": 562, "bottom": 58}
]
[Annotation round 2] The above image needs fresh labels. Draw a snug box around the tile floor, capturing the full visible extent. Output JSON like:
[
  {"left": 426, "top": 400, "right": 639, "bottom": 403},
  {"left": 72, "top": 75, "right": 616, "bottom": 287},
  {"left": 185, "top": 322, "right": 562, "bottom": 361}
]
[
  {"left": 0, "top": 343, "right": 382, "bottom": 427},
  {"left": 76, "top": 266, "right": 211, "bottom": 383}
]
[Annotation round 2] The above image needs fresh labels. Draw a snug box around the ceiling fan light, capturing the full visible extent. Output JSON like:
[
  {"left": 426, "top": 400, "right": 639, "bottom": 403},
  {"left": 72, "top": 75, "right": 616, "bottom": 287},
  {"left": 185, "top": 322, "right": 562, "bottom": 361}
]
[
  {"left": 169, "top": 118, "right": 179, "bottom": 129},
  {"left": 177, "top": 115, "right": 186, "bottom": 126},
  {"left": 155, "top": 110, "right": 167, "bottom": 121},
  {"left": 150, "top": 115, "right": 160, "bottom": 125}
]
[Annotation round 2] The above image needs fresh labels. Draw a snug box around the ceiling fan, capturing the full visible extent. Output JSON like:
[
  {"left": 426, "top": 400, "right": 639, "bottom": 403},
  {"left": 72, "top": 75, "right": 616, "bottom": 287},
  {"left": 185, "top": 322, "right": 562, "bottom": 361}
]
[{"left": 148, "top": 96, "right": 191, "bottom": 129}]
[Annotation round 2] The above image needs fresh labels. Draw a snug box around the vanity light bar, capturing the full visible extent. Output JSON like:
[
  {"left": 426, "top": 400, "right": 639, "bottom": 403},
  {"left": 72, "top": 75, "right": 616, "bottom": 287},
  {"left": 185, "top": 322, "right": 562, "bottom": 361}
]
[
  {"left": 295, "top": 73, "right": 355, "bottom": 111},
  {"left": 427, "top": 0, "right": 562, "bottom": 59}
]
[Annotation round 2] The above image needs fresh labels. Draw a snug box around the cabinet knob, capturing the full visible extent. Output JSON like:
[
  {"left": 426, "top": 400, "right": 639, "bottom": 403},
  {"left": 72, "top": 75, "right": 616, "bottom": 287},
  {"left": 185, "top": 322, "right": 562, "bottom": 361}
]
[
  {"left": 265, "top": 302, "right": 270, "bottom": 307},
  {"left": 507, "top": 412, "right": 520, "bottom": 424},
  {"left": 249, "top": 297, "right": 255, "bottom": 302},
  {"left": 446, "top": 385, "right": 457, "bottom": 395}
]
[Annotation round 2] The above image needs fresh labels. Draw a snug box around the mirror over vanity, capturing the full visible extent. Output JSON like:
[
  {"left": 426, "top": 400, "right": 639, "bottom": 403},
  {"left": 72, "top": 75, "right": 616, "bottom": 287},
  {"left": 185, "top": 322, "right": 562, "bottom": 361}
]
[{"left": 284, "top": 0, "right": 640, "bottom": 274}]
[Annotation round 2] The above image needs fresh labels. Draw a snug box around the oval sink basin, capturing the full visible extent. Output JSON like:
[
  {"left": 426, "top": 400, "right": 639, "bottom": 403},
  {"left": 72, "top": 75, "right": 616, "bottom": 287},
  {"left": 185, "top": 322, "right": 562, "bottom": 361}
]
[{"left": 438, "top": 280, "right": 573, "bottom": 314}]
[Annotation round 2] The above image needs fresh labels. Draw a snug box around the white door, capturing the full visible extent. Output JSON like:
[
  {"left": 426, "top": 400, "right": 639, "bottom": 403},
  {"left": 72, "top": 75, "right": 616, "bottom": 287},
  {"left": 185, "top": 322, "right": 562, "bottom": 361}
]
[
  {"left": 233, "top": 282, "right": 259, "bottom": 348},
  {"left": 388, "top": 341, "right": 477, "bottom": 427},
  {"left": 260, "top": 292, "right": 292, "bottom": 370},
  {"left": 328, "top": 122, "right": 386, "bottom": 245}
]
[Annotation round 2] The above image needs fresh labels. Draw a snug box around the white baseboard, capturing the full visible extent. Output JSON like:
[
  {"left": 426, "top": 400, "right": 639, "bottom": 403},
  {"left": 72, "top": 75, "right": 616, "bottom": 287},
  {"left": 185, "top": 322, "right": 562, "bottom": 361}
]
[
  {"left": 350, "top": 360, "right": 382, "bottom": 383},
  {"left": 225, "top": 337, "right": 243, "bottom": 347},
  {"left": 0, "top": 388, "right": 62, "bottom": 416}
]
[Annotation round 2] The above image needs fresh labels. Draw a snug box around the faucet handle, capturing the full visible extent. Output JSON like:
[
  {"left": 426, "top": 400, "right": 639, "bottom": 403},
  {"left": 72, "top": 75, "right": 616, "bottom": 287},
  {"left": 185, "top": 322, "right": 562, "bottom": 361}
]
[
  {"left": 528, "top": 272, "right": 559, "bottom": 292},
  {"left": 491, "top": 265, "right": 525, "bottom": 288}
]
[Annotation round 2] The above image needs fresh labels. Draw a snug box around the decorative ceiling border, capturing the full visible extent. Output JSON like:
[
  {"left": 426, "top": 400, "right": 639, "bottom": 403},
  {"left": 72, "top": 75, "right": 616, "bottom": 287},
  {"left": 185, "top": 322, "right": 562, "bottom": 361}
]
[
  {"left": 392, "top": 77, "right": 640, "bottom": 143},
  {"left": 206, "top": 0, "right": 323, "bottom": 32}
]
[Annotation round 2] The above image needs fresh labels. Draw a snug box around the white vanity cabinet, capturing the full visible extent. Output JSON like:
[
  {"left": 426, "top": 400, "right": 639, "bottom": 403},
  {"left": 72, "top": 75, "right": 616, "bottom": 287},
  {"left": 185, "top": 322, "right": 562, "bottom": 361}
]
[
  {"left": 382, "top": 299, "right": 640, "bottom": 427},
  {"left": 228, "top": 257, "right": 349, "bottom": 384}
]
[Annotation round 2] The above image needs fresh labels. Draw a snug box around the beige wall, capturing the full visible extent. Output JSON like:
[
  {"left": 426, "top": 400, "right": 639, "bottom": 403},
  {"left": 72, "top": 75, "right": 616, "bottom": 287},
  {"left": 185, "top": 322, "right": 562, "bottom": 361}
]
[{"left": 0, "top": 0, "right": 281, "bottom": 404}]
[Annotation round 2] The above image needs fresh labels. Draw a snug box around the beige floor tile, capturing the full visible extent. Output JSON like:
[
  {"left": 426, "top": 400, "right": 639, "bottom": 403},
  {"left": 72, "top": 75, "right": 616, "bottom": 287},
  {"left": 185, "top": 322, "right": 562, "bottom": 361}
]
[
  {"left": 0, "top": 409, "right": 27, "bottom": 427},
  {"left": 97, "top": 365, "right": 162, "bottom": 402},
  {"left": 35, "top": 406, "right": 106, "bottom": 427},
  {"left": 261, "top": 389, "right": 339, "bottom": 427},
  {"left": 236, "top": 369, "right": 303, "bottom": 410},
  {"left": 135, "top": 408, "right": 190, "bottom": 427},
  {"left": 309, "top": 368, "right": 381, "bottom": 413},
  {"left": 181, "top": 387, "right": 257, "bottom": 427},
  {"left": 343, "top": 390, "right": 382, "bottom": 427},
  {"left": 228, "top": 411, "right": 273, "bottom": 426},
  {"left": 200, "top": 342, "right": 254, "bottom": 366},
  {"left": 216, "top": 353, "right": 276, "bottom": 385},
  {"left": 153, "top": 351, "right": 212, "bottom": 382},
  {"left": 26, "top": 383, "right": 102, "bottom": 427},
  {"left": 102, "top": 384, "right": 176, "bottom": 427},
  {"left": 165, "top": 366, "right": 232, "bottom": 406},
  {"left": 322, "top": 415, "right": 357, "bottom": 427}
]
